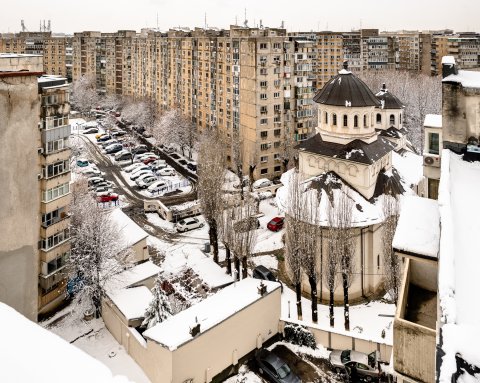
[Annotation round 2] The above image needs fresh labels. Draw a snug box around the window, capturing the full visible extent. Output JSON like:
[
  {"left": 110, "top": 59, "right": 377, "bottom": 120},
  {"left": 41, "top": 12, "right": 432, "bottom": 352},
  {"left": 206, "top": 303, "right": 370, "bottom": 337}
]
[
  {"left": 399, "top": 114, "right": 402, "bottom": 124},
  {"left": 363, "top": 115, "right": 367, "bottom": 127},
  {"left": 354, "top": 115, "right": 358, "bottom": 128},
  {"left": 260, "top": 143, "right": 269, "bottom": 151},
  {"left": 333, "top": 114, "right": 337, "bottom": 126},
  {"left": 44, "top": 160, "right": 69, "bottom": 178},
  {"left": 343, "top": 115, "right": 348, "bottom": 127},
  {"left": 274, "top": 92, "right": 280, "bottom": 99},
  {"left": 42, "top": 182, "right": 70, "bottom": 202},
  {"left": 274, "top": 141, "right": 281, "bottom": 148},
  {"left": 273, "top": 79, "right": 281, "bottom": 87},
  {"left": 259, "top": 43, "right": 268, "bottom": 49},
  {"left": 260, "top": 131, "right": 268, "bottom": 138},
  {"left": 260, "top": 118, "right": 268, "bottom": 125},
  {"left": 260, "top": 93, "right": 267, "bottom": 100},
  {"left": 274, "top": 153, "right": 280, "bottom": 161},
  {"left": 41, "top": 228, "right": 70, "bottom": 251},
  {"left": 376, "top": 113, "right": 382, "bottom": 123},
  {"left": 260, "top": 81, "right": 267, "bottom": 87},
  {"left": 274, "top": 129, "right": 281, "bottom": 137},
  {"left": 260, "top": 156, "right": 268, "bottom": 163},
  {"left": 274, "top": 104, "right": 281, "bottom": 111},
  {"left": 274, "top": 165, "right": 281, "bottom": 172},
  {"left": 273, "top": 43, "right": 281, "bottom": 49},
  {"left": 260, "top": 106, "right": 268, "bottom": 114},
  {"left": 325, "top": 112, "right": 328, "bottom": 125},
  {"left": 260, "top": 168, "right": 268, "bottom": 174},
  {"left": 46, "top": 138, "right": 67, "bottom": 154},
  {"left": 428, "top": 132, "right": 440, "bottom": 155},
  {"left": 390, "top": 114, "right": 395, "bottom": 125},
  {"left": 260, "top": 68, "right": 267, "bottom": 75}
]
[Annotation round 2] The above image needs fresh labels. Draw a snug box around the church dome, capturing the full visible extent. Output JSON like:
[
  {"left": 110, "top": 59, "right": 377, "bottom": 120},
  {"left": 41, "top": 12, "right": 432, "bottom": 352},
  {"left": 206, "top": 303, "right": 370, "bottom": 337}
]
[
  {"left": 313, "top": 62, "right": 381, "bottom": 108},
  {"left": 375, "top": 83, "right": 404, "bottom": 109}
]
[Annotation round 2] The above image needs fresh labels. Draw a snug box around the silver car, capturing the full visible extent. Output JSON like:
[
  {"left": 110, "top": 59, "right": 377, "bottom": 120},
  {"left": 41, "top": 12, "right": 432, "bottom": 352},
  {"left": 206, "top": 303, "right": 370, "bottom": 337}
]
[{"left": 329, "top": 349, "right": 381, "bottom": 381}]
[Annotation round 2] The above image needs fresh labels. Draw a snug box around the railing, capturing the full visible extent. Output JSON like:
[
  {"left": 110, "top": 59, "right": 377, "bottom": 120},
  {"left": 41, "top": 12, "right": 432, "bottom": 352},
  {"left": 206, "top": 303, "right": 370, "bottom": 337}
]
[{"left": 38, "top": 280, "right": 67, "bottom": 309}]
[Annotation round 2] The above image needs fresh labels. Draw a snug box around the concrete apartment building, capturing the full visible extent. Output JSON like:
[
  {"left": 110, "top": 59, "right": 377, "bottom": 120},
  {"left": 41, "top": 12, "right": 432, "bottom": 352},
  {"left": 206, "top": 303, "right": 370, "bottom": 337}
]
[{"left": 0, "top": 54, "right": 71, "bottom": 319}]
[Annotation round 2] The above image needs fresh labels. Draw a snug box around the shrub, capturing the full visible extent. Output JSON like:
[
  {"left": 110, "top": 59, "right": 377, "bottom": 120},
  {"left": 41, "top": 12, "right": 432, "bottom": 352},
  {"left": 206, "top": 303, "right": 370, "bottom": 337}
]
[{"left": 284, "top": 323, "right": 316, "bottom": 349}]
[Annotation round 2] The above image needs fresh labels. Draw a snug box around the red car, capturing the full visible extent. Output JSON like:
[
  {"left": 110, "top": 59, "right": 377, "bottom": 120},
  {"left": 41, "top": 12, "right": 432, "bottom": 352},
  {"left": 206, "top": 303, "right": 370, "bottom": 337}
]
[
  {"left": 267, "top": 217, "right": 285, "bottom": 232},
  {"left": 96, "top": 192, "right": 119, "bottom": 203},
  {"left": 143, "top": 157, "right": 158, "bottom": 165}
]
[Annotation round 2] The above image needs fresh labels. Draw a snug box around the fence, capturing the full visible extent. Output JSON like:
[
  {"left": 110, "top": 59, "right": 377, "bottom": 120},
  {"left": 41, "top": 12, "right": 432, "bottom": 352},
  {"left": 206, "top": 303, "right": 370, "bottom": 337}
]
[
  {"left": 144, "top": 199, "right": 201, "bottom": 222},
  {"left": 279, "top": 319, "right": 393, "bottom": 363},
  {"left": 148, "top": 179, "right": 190, "bottom": 197}
]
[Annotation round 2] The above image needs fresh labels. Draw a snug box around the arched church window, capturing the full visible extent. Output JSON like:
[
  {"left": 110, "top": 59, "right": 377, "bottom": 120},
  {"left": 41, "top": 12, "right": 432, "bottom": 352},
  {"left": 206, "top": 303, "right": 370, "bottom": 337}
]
[
  {"left": 399, "top": 113, "right": 402, "bottom": 124},
  {"left": 354, "top": 115, "right": 358, "bottom": 128},
  {"left": 376, "top": 113, "right": 382, "bottom": 123},
  {"left": 325, "top": 112, "right": 328, "bottom": 125},
  {"left": 363, "top": 115, "right": 367, "bottom": 128},
  {"left": 390, "top": 114, "right": 395, "bottom": 126},
  {"left": 343, "top": 115, "right": 348, "bottom": 127},
  {"left": 333, "top": 113, "right": 337, "bottom": 126}
]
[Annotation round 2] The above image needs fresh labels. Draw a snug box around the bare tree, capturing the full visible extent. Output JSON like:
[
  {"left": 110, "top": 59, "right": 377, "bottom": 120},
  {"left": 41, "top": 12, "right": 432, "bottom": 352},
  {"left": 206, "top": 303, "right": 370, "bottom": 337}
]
[
  {"left": 231, "top": 128, "right": 245, "bottom": 201},
  {"left": 197, "top": 129, "right": 226, "bottom": 264},
  {"left": 381, "top": 195, "right": 401, "bottom": 304},
  {"left": 285, "top": 170, "right": 304, "bottom": 320},
  {"left": 325, "top": 199, "right": 340, "bottom": 328},
  {"left": 217, "top": 199, "right": 235, "bottom": 275},
  {"left": 360, "top": 70, "right": 441, "bottom": 153},
  {"left": 70, "top": 75, "right": 99, "bottom": 116},
  {"left": 231, "top": 196, "right": 258, "bottom": 280},
  {"left": 300, "top": 191, "right": 320, "bottom": 323},
  {"left": 328, "top": 187, "right": 356, "bottom": 330},
  {"left": 69, "top": 180, "right": 132, "bottom": 317}
]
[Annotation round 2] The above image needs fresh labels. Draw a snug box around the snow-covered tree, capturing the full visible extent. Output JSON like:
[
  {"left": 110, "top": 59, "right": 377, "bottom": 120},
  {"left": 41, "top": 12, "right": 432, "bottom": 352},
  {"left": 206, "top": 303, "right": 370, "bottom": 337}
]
[
  {"left": 197, "top": 129, "right": 226, "bottom": 264},
  {"left": 218, "top": 199, "right": 235, "bottom": 275},
  {"left": 122, "top": 98, "right": 158, "bottom": 131},
  {"left": 325, "top": 195, "right": 340, "bottom": 328},
  {"left": 70, "top": 75, "right": 99, "bottom": 116},
  {"left": 381, "top": 195, "right": 401, "bottom": 304},
  {"left": 360, "top": 71, "right": 441, "bottom": 153},
  {"left": 69, "top": 181, "right": 132, "bottom": 317},
  {"left": 141, "top": 274, "right": 172, "bottom": 329},
  {"left": 285, "top": 169, "right": 305, "bottom": 320}
]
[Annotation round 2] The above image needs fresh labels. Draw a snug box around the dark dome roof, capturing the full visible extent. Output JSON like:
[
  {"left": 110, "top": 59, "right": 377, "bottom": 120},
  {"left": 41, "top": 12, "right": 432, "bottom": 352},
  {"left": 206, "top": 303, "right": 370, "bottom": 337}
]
[
  {"left": 313, "top": 65, "right": 381, "bottom": 108},
  {"left": 375, "top": 84, "right": 404, "bottom": 109}
]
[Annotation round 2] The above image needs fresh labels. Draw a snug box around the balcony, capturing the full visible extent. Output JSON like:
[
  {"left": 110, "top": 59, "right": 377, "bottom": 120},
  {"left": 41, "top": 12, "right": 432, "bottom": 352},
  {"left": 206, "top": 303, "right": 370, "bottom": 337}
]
[
  {"left": 393, "top": 257, "right": 437, "bottom": 383},
  {"left": 38, "top": 279, "right": 67, "bottom": 311},
  {"left": 41, "top": 193, "right": 71, "bottom": 214},
  {"left": 40, "top": 240, "right": 71, "bottom": 264},
  {"left": 40, "top": 214, "right": 70, "bottom": 239}
]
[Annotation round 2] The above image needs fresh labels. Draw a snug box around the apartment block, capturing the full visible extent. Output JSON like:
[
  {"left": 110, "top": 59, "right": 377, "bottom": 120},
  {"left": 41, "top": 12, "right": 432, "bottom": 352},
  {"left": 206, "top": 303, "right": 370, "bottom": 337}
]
[
  {"left": 38, "top": 75, "right": 72, "bottom": 315},
  {"left": 431, "top": 32, "right": 480, "bottom": 75},
  {"left": 0, "top": 54, "right": 44, "bottom": 321}
]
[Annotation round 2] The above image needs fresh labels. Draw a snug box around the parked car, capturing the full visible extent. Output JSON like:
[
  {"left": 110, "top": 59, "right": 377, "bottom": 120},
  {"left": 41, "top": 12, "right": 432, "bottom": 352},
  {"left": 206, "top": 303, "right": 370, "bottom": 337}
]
[
  {"left": 87, "top": 176, "right": 105, "bottom": 188},
  {"left": 83, "top": 127, "right": 99, "bottom": 134},
  {"left": 97, "top": 134, "right": 112, "bottom": 142},
  {"left": 115, "top": 150, "right": 132, "bottom": 162},
  {"left": 329, "top": 349, "right": 381, "bottom": 381},
  {"left": 147, "top": 180, "right": 167, "bottom": 194},
  {"left": 76, "top": 159, "right": 89, "bottom": 167},
  {"left": 252, "top": 265, "right": 277, "bottom": 282},
  {"left": 96, "top": 192, "right": 119, "bottom": 203},
  {"left": 82, "top": 168, "right": 104, "bottom": 178},
  {"left": 187, "top": 161, "right": 197, "bottom": 172},
  {"left": 252, "top": 178, "right": 272, "bottom": 189},
  {"left": 178, "top": 159, "right": 188, "bottom": 167},
  {"left": 101, "top": 139, "right": 119, "bottom": 149},
  {"left": 157, "top": 167, "right": 175, "bottom": 176},
  {"left": 233, "top": 177, "right": 249, "bottom": 189},
  {"left": 132, "top": 145, "right": 148, "bottom": 155},
  {"left": 170, "top": 153, "right": 180, "bottom": 160},
  {"left": 130, "top": 169, "right": 154, "bottom": 181},
  {"left": 150, "top": 160, "right": 167, "bottom": 170},
  {"left": 272, "top": 176, "right": 282, "bottom": 185},
  {"left": 105, "top": 143, "right": 123, "bottom": 154},
  {"left": 267, "top": 217, "right": 285, "bottom": 232},
  {"left": 124, "top": 163, "right": 145, "bottom": 173},
  {"left": 255, "top": 349, "right": 300, "bottom": 383},
  {"left": 163, "top": 145, "right": 175, "bottom": 154},
  {"left": 143, "top": 156, "right": 160, "bottom": 165},
  {"left": 94, "top": 185, "right": 113, "bottom": 194},
  {"left": 136, "top": 175, "right": 158, "bottom": 189},
  {"left": 111, "top": 129, "right": 126, "bottom": 137},
  {"left": 130, "top": 165, "right": 151, "bottom": 175},
  {"left": 95, "top": 132, "right": 105, "bottom": 139},
  {"left": 176, "top": 217, "right": 204, "bottom": 233}
]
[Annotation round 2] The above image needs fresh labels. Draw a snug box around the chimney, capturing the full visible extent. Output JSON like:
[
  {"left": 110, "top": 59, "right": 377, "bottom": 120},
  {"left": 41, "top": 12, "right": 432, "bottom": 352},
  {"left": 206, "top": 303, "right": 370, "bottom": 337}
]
[{"left": 442, "top": 56, "right": 458, "bottom": 78}]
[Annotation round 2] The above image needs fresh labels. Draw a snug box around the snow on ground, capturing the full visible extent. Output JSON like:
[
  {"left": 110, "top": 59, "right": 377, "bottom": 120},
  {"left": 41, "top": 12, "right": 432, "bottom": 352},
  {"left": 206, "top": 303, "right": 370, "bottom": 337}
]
[
  {"left": 223, "top": 365, "right": 263, "bottom": 383},
  {"left": 35, "top": 304, "right": 150, "bottom": 383},
  {"left": 146, "top": 213, "right": 176, "bottom": 233},
  {"left": 254, "top": 198, "right": 284, "bottom": 253},
  {"left": 251, "top": 254, "right": 279, "bottom": 271},
  {"left": 281, "top": 285, "right": 395, "bottom": 345},
  {"left": 392, "top": 150, "right": 424, "bottom": 188},
  {"left": 268, "top": 341, "right": 331, "bottom": 360}
]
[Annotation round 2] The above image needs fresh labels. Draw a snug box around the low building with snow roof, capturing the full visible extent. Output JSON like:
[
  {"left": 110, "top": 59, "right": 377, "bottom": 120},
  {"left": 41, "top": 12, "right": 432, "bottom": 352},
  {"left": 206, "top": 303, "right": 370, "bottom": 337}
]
[
  {"left": 109, "top": 208, "right": 149, "bottom": 263},
  {"left": 103, "top": 278, "right": 281, "bottom": 383}
]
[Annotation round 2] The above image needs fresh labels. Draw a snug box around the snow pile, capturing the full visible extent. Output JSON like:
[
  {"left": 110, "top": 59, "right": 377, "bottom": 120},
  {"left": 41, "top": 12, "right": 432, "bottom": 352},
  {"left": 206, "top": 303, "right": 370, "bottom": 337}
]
[
  {"left": 438, "top": 150, "right": 480, "bottom": 382},
  {"left": 393, "top": 196, "right": 440, "bottom": 258},
  {"left": 443, "top": 69, "right": 480, "bottom": 89},
  {"left": 143, "top": 278, "right": 280, "bottom": 350},
  {"left": 0, "top": 303, "right": 132, "bottom": 383},
  {"left": 107, "top": 286, "right": 153, "bottom": 321},
  {"left": 251, "top": 254, "right": 279, "bottom": 270},
  {"left": 268, "top": 341, "right": 331, "bottom": 360},
  {"left": 107, "top": 260, "right": 161, "bottom": 292},
  {"left": 345, "top": 148, "right": 364, "bottom": 159},
  {"left": 223, "top": 365, "right": 263, "bottom": 383},
  {"left": 441, "top": 56, "right": 456, "bottom": 65},
  {"left": 392, "top": 150, "right": 424, "bottom": 188},
  {"left": 424, "top": 114, "right": 442, "bottom": 129}
]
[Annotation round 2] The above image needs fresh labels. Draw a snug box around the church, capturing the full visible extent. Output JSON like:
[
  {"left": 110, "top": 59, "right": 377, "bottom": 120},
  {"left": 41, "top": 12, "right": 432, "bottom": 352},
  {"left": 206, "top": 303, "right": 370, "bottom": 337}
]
[{"left": 277, "top": 62, "right": 423, "bottom": 302}]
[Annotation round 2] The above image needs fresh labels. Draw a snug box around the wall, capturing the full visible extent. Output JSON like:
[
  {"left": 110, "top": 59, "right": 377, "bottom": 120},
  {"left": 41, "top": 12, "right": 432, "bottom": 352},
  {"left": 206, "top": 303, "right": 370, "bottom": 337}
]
[{"left": 0, "top": 71, "right": 41, "bottom": 321}]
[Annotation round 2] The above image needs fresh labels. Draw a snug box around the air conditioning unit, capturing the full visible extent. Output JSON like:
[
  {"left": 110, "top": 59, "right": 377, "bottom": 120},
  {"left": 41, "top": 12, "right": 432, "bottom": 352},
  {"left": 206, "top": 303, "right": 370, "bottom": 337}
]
[
  {"left": 37, "top": 147, "right": 44, "bottom": 155},
  {"left": 37, "top": 173, "right": 43, "bottom": 180},
  {"left": 423, "top": 155, "right": 440, "bottom": 168}
]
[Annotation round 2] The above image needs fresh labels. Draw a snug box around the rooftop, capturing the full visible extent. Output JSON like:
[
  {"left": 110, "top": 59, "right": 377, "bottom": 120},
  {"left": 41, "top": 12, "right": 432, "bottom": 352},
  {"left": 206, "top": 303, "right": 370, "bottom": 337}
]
[
  {"left": 375, "top": 84, "right": 404, "bottom": 110},
  {"left": 107, "top": 286, "right": 153, "bottom": 321},
  {"left": 393, "top": 196, "right": 440, "bottom": 259},
  {"left": 424, "top": 114, "right": 442, "bottom": 129},
  {"left": 143, "top": 278, "right": 280, "bottom": 350},
  {"left": 443, "top": 69, "right": 480, "bottom": 89},
  {"left": 109, "top": 208, "right": 148, "bottom": 249},
  {"left": 106, "top": 260, "right": 160, "bottom": 292}
]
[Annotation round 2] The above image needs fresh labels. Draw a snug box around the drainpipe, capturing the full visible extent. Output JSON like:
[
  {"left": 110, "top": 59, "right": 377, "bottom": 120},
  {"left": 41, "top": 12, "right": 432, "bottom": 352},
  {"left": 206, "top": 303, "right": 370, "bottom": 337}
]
[
  {"left": 320, "top": 228, "right": 323, "bottom": 303},
  {"left": 361, "top": 227, "right": 366, "bottom": 297}
]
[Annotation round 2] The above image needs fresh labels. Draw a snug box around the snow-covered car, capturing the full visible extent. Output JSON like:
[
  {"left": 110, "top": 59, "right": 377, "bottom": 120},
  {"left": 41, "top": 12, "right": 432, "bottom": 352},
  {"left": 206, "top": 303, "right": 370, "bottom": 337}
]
[
  {"left": 136, "top": 175, "right": 158, "bottom": 189},
  {"left": 87, "top": 176, "right": 105, "bottom": 188},
  {"left": 124, "top": 163, "right": 145, "bottom": 173},
  {"left": 163, "top": 145, "right": 175, "bottom": 154},
  {"left": 175, "top": 217, "right": 204, "bottom": 233},
  {"left": 329, "top": 349, "right": 381, "bottom": 381},
  {"left": 129, "top": 165, "right": 151, "bottom": 176},
  {"left": 130, "top": 169, "right": 154, "bottom": 181},
  {"left": 93, "top": 181, "right": 114, "bottom": 190},
  {"left": 142, "top": 156, "right": 160, "bottom": 165},
  {"left": 147, "top": 180, "right": 167, "bottom": 194},
  {"left": 82, "top": 168, "right": 104, "bottom": 178},
  {"left": 94, "top": 186, "right": 113, "bottom": 194},
  {"left": 105, "top": 143, "right": 123, "bottom": 154},
  {"left": 252, "top": 178, "right": 272, "bottom": 189},
  {"left": 134, "top": 152, "right": 155, "bottom": 161},
  {"left": 83, "top": 127, "right": 99, "bottom": 134},
  {"left": 76, "top": 158, "right": 90, "bottom": 167},
  {"left": 96, "top": 192, "right": 119, "bottom": 203},
  {"left": 157, "top": 167, "right": 175, "bottom": 176}
]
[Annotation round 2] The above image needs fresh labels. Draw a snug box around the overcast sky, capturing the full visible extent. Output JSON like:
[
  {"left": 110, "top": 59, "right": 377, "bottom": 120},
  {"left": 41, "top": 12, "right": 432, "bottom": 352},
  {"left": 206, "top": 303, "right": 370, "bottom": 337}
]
[{"left": 1, "top": 0, "right": 478, "bottom": 34}]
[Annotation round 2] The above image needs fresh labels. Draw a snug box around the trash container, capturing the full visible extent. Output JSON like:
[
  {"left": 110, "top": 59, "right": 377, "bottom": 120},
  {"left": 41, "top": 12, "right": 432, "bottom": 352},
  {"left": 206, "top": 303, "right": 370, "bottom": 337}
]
[{"left": 204, "top": 242, "right": 211, "bottom": 253}]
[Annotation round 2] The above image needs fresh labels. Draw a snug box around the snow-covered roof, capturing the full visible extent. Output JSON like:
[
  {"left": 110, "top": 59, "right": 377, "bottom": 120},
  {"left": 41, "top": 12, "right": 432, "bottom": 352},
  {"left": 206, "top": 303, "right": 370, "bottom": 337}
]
[
  {"left": 441, "top": 56, "right": 456, "bottom": 65},
  {"left": 108, "top": 286, "right": 153, "bottom": 321},
  {"left": 393, "top": 196, "right": 440, "bottom": 259},
  {"left": 162, "top": 248, "right": 234, "bottom": 289},
  {"left": 443, "top": 69, "right": 480, "bottom": 89},
  {"left": 107, "top": 260, "right": 161, "bottom": 292},
  {"left": 0, "top": 303, "right": 132, "bottom": 383},
  {"left": 109, "top": 208, "right": 148, "bottom": 248},
  {"left": 143, "top": 278, "right": 280, "bottom": 350},
  {"left": 424, "top": 114, "right": 442, "bottom": 129},
  {"left": 438, "top": 150, "right": 480, "bottom": 382},
  {"left": 392, "top": 150, "right": 424, "bottom": 188}
]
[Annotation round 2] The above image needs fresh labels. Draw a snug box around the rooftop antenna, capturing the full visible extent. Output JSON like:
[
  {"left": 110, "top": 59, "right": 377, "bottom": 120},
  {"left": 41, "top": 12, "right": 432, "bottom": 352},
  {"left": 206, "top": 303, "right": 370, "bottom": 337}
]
[
  {"left": 204, "top": 12, "right": 207, "bottom": 29},
  {"left": 43, "top": 20, "right": 46, "bottom": 32},
  {"left": 243, "top": 8, "right": 248, "bottom": 28},
  {"left": 280, "top": 20, "right": 285, "bottom": 29},
  {"left": 21, "top": 20, "right": 27, "bottom": 32},
  {"left": 260, "top": 19, "right": 263, "bottom": 29},
  {"left": 235, "top": 15, "right": 238, "bottom": 26},
  {"left": 156, "top": 13, "right": 159, "bottom": 29},
  {"left": 47, "top": 20, "right": 51, "bottom": 32},
  {"left": 39, "top": 20, "right": 42, "bottom": 32},
  {"left": 360, "top": 18, "right": 362, "bottom": 30}
]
